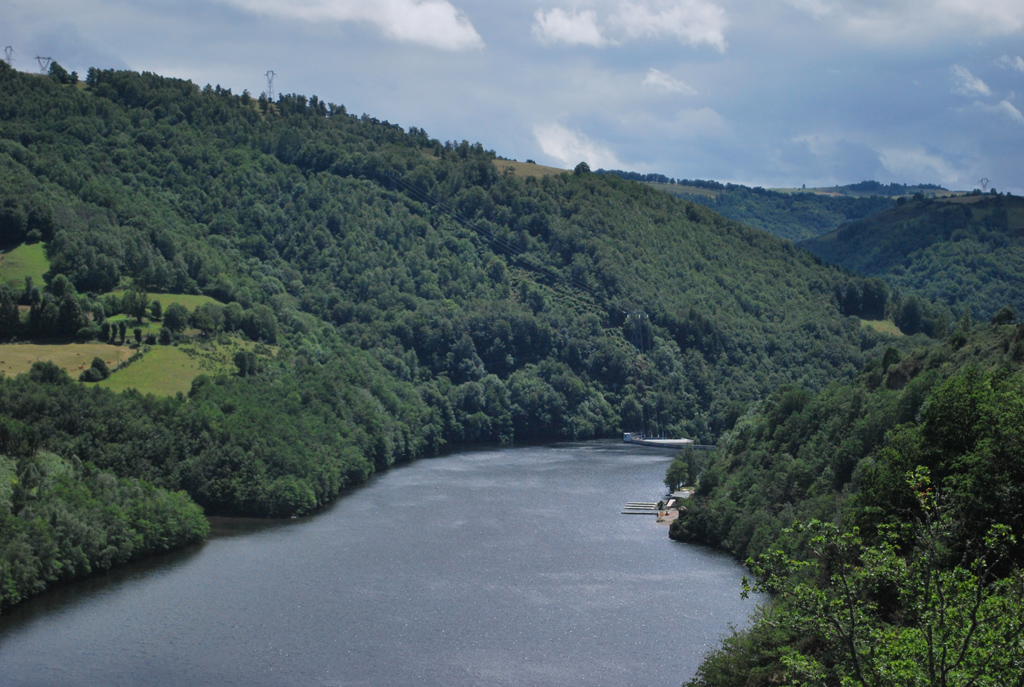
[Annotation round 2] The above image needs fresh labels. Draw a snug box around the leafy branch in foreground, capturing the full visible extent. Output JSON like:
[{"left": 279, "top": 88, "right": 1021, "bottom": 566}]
[{"left": 744, "top": 470, "right": 1024, "bottom": 687}]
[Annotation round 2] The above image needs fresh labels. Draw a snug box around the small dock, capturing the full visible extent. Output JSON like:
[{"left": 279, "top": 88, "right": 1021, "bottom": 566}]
[{"left": 621, "top": 501, "right": 660, "bottom": 514}]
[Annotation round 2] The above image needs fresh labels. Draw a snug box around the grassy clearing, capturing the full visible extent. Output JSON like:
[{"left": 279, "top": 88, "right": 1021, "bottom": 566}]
[
  {"left": 104, "top": 314, "right": 163, "bottom": 339},
  {"left": 0, "top": 242, "right": 49, "bottom": 290},
  {"left": 96, "top": 345, "right": 205, "bottom": 396},
  {"left": 0, "top": 341, "right": 130, "bottom": 379},
  {"left": 102, "top": 293, "right": 222, "bottom": 339},
  {"left": 97, "top": 336, "right": 277, "bottom": 396},
  {"left": 113, "top": 291, "right": 222, "bottom": 311},
  {"left": 0, "top": 335, "right": 276, "bottom": 396},
  {"left": 493, "top": 159, "right": 567, "bottom": 179},
  {"left": 860, "top": 319, "right": 903, "bottom": 336}
]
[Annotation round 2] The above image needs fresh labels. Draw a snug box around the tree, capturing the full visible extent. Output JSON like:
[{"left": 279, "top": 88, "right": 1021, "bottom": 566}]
[
  {"left": 122, "top": 289, "right": 149, "bottom": 323},
  {"left": 117, "top": 320, "right": 127, "bottom": 342},
  {"left": 664, "top": 455, "right": 690, "bottom": 491},
  {"left": 47, "top": 60, "right": 77, "bottom": 85},
  {"left": 241, "top": 304, "right": 277, "bottom": 343},
  {"left": 746, "top": 476, "right": 1024, "bottom": 687},
  {"left": 57, "top": 294, "right": 89, "bottom": 338},
  {"left": 163, "top": 303, "right": 190, "bottom": 332},
  {"left": 234, "top": 350, "right": 257, "bottom": 377},
  {"left": 191, "top": 302, "right": 224, "bottom": 335},
  {"left": 149, "top": 299, "right": 163, "bottom": 321},
  {"left": 134, "top": 327, "right": 142, "bottom": 345},
  {"left": 223, "top": 302, "right": 244, "bottom": 331},
  {"left": 0, "top": 284, "right": 19, "bottom": 340},
  {"left": 78, "top": 357, "right": 110, "bottom": 382},
  {"left": 992, "top": 305, "right": 1016, "bottom": 325}
]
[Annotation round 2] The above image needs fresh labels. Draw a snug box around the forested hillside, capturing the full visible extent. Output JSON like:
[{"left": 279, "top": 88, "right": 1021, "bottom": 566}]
[
  {"left": 675, "top": 321, "right": 1024, "bottom": 685},
  {"left": 0, "top": 62, "right": 896, "bottom": 443},
  {"left": 0, "top": 62, "right": 900, "bottom": 610},
  {"left": 800, "top": 194, "right": 1024, "bottom": 322},
  {"left": 595, "top": 172, "right": 896, "bottom": 242},
  {"left": 652, "top": 183, "right": 894, "bottom": 242}
]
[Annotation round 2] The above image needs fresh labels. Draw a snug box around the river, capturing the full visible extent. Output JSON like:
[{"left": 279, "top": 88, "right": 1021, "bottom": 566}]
[{"left": 0, "top": 441, "right": 759, "bottom": 686}]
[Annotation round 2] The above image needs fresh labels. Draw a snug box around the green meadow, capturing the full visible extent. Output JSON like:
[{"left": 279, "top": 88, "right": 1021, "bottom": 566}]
[{"left": 0, "top": 242, "right": 49, "bottom": 290}]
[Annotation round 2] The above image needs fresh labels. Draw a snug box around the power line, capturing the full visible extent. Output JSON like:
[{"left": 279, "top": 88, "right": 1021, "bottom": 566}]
[
  {"left": 35, "top": 56, "right": 52, "bottom": 74},
  {"left": 3, "top": 46, "right": 13, "bottom": 67}
]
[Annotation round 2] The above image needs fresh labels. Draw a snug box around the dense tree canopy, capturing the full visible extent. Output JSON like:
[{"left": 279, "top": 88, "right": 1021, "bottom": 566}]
[
  {"left": 678, "top": 323, "right": 1024, "bottom": 686},
  {"left": 801, "top": 195, "right": 1024, "bottom": 323}
]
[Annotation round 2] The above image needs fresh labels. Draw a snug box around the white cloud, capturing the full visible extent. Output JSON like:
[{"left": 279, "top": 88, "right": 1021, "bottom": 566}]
[
  {"left": 532, "top": 8, "right": 607, "bottom": 46},
  {"left": 996, "top": 55, "right": 1024, "bottom": 73},
  {"left": 673, "top": 106, "right": 729, "bottom": 135},
  {"left": 936, "top": 0, "right": 1024, "bottom": 33},
  {"left": 792, "top": 133, "right": 837, "bottom": 158},
  {"left": 532, "top": 1, "right": 727, "bottom": 51},
  {"left": 786, "top": 0, "right": 1024, "bottom": 43},
  {"left": 533, "top": 123, "right": 623, "bottom": 169},
  {"left": 782, "top": 0, "right": 837, "bottom": 19},
  {"left": 973, "top": 100, "right": 1024, "bottom": 126},
  {"left": 216, "top": 0, "right": 483, "bottom": 50},
  {"left": 879, "top": 148, "right": 961, "bottom": 186},
  {"left": 996, "top": 100, "right": 1024, "bottom": 125},
  {"left": 612, "top": 0, "right": 728, "bottom": 51},
  {"left": 951, "top": 65, "right": 991, "bottom": 97},
  {"left": 642, "top": 68, "right": 697, "bottom": 94}
]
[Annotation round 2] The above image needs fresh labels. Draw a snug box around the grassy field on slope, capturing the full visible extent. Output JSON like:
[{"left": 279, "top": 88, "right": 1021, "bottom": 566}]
[{"left": 0, "top": 242, "right": 49, "bottom": 289}]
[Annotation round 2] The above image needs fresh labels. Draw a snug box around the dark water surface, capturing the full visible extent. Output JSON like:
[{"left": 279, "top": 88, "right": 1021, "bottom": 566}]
[{"left": 0, "top": 442, "right": 759, "bottom": 686}]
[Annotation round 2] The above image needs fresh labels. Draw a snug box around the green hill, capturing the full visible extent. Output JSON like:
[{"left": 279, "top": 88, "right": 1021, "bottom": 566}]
[
  {"left": 675, "top": 322, "right": 1024, "bottom": 686},
  {"left": 0, "top": 62, "right": 899, "bottom": 444},
  {"left": 0, "top": 62, "right": 907, "bottom": 610},
  {"left": 800, "top": 194, "right": 1024, "bottom": 321}
]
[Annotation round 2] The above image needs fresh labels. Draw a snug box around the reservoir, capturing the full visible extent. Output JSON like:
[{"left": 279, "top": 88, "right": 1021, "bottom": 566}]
[{"left": 0, "top": 442, "right": 759, "bottom": 686}]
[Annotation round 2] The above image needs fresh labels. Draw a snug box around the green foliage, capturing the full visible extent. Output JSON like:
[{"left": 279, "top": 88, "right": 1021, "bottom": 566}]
[
  {"left": 745, "top": 513, "right": 1024, "bottom": 687},
  {"left": 78, "top": 356, "right": 110, "bottom": 382},
  {"left": 801, "top": 195, "right": 1024, "bottom": 322},
  {"left": 671, "top": 325, "right": 1023, "bottom": 562},
  {"left": 680, "top": 324, "right": 1024, "bottom": 685},
  {"left": 122, "top": 289, "right": 149, "bottom": 323},
  {"left": 664, "top": 453, "right": 702, "bottom": 492},
  {"left": 0, "top": 343, "right": 438, "bottom": 517},
  {"left": 233, "top": 350, "right": 257, "bottom": 377},
  {"left": 0, "top": 64, "right": 894, "bottom": 446},
  {"left": 0, "top": 451, "right": 208, "bottom": 614},
  {"left": 163, "top": 302, "right": 190, "bottom": 332},
  {"left": 651, "top": 182, "right": 895, "bottom": 242}
]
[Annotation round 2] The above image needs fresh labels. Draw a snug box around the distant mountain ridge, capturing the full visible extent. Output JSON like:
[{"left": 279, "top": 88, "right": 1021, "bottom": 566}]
[{"left": 594, "top": 170, "right": 954, "bottom": 242}]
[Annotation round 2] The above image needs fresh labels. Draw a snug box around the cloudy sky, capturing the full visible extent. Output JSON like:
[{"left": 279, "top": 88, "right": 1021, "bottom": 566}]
[{"left": 4, "top": 0, "right": 1023, "bottom": 192}]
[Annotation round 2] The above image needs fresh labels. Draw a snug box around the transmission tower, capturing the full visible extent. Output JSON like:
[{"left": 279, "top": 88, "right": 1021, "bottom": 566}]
[
  {"left": 979, "top": 178, "right": 990, "bottom": 192},
  {"left": 35, "top": 56, "right": 52, "bottom": 74},
  {"left": 264, "top": 70, "right": 276, "bottom": 101},
  {"left": 3, "top": 46, "right": 13, "bottom": 66}
]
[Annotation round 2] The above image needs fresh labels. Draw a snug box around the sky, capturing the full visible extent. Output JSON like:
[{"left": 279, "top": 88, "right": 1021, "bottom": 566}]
[{"left": 3, "top": 0, "right": 1023, "bottom": 192}]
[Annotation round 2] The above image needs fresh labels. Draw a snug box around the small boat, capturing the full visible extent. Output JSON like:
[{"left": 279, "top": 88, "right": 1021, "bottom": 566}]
[{"left": 623, "top": 432, "right": 694, "bottom": 448}]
